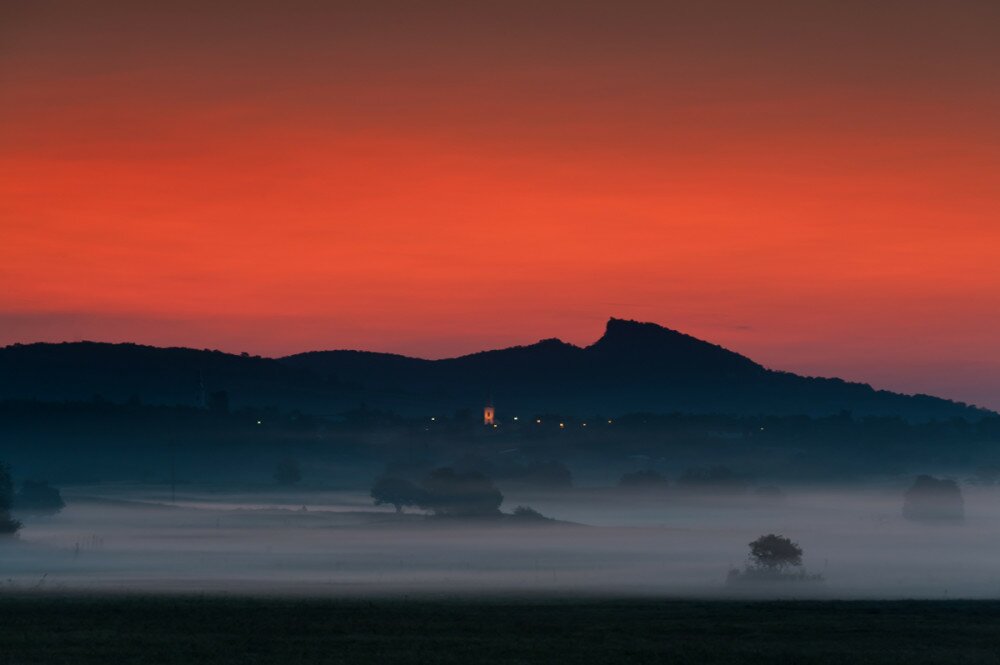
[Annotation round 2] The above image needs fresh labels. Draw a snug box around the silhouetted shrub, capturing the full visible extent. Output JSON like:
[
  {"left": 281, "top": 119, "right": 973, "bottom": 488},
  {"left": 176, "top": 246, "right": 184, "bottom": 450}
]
[
  {"left": 618, "top": 469, "right": 669, "bottom": 491},
  {"left": 903, "top": 475, "right": 963, "bottom": 523},
  {"left": 419, "top": 467, "right": 503, "bottom": 517},
  {"left": 371, "top": 476, "right": 426, "bottom": 514},
  {"left": 14, "top": 480, "right": 65, "bottom": 515},
  {"left": 273, "top": 458, "right": 302, "bottom": 486}
]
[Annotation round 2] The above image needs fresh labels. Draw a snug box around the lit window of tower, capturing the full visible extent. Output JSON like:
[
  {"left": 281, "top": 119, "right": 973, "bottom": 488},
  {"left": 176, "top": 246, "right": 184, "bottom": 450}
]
[{"left": 483, "top": 403, "right": 495, "bottom": 425}]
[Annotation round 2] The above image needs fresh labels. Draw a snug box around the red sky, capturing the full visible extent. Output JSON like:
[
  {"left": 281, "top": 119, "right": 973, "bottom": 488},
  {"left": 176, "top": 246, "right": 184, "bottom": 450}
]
[{"left": 2, "top": 1, "right": 999, "bottom": 408}]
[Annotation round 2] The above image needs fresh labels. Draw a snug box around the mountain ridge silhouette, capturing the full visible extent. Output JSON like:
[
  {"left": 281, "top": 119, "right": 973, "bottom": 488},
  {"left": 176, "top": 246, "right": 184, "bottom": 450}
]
[{"left": 0, "top": 318, "right": 988, "bottom": 421}]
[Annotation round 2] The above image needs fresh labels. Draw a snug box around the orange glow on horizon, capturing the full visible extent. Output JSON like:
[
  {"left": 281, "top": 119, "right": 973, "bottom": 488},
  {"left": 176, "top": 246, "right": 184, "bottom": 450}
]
[{"left": 1, "top": 2, "right": 999, "bottom": 408}]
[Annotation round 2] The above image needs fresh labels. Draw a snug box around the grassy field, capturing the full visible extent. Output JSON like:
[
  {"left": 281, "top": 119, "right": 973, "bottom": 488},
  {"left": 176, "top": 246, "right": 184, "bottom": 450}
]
[{"left": 2, "top": 596, "right": 1000, "bottom": 664}]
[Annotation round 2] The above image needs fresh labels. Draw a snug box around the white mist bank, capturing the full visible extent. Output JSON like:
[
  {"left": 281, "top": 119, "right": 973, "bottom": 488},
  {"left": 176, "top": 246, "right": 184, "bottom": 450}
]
[{"left": 3, "top": 484, "right": 1000, "bottom": 599}]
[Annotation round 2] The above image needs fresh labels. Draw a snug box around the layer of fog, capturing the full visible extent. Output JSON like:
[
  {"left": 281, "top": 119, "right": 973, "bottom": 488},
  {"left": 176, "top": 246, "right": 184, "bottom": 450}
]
[{"left": 4, "top": 484, "right": 1000, "bottom": 599}]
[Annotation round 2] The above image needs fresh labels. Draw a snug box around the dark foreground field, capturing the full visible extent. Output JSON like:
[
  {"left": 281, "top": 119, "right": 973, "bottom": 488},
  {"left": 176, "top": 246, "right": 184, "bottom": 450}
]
[{"left": 2, "top": 595, "right": 1000, "bottom": 664}]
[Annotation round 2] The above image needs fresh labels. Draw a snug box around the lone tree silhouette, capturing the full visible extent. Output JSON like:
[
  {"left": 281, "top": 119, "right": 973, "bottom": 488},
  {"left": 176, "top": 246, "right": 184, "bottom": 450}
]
[
  {"left": 0, "top": 464, "right": 23, "bottom": 536},
  {"left": 748, "top": 533, "right": 802, "bottom": 571},
  {"left": 728, "top": 533, "right": 820, "bottom": 585}
]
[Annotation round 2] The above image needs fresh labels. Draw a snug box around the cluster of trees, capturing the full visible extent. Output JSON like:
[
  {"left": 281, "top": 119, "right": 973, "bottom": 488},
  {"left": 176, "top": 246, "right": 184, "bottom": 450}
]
[
  {"left": 903, "top": 475, "right": 964, "bottom": 523},
  {"left": 371, "top": 468, "right": 504, "bottom": 517}
]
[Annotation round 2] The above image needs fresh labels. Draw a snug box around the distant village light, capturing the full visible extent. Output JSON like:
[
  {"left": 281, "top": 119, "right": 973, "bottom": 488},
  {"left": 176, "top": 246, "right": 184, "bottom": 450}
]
[{"left": 559, "top": 422, "right": 565, "bottom": 429}]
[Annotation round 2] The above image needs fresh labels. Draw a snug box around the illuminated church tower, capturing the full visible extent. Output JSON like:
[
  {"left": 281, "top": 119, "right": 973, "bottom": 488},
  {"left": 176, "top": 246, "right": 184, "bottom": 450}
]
[{"left": 483, "top": 402, "right": 495, "bottom": 426}]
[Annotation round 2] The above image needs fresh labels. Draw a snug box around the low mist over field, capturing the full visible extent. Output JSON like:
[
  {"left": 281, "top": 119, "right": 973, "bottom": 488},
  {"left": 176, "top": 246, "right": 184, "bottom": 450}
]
[{"left": 4, "top": 482, "right": 1000, "bottom": 599}]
